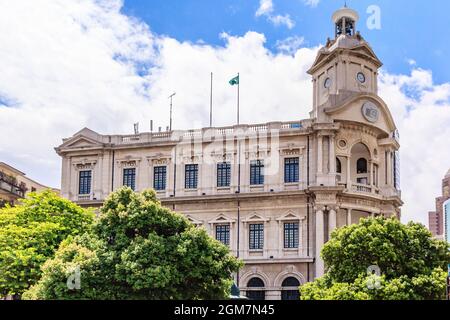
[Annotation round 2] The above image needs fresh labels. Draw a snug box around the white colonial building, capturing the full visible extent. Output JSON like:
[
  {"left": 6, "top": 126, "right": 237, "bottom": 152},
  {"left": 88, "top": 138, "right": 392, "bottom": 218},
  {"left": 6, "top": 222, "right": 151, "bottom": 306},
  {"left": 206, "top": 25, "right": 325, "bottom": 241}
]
[{"left": 56, "top": 7, "right": 402, "bottom": 300}]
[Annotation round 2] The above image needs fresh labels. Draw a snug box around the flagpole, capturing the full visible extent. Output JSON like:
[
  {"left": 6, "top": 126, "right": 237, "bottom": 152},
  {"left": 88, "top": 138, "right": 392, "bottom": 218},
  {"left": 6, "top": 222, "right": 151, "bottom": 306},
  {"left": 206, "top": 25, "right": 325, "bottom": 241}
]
[
  {"left": 237, "top": 72, "right": 240, "bottom": 125},
  {"left": 210, "top": 72, "right": 213, "bottom": 128}
]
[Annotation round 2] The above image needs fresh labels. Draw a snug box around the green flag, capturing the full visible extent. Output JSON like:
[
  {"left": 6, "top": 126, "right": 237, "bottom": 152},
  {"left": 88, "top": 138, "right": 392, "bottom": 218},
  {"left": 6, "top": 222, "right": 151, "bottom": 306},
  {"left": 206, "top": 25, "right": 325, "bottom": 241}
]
[{"left": 229, "top": 75, "right": 239, "bottom": 86}]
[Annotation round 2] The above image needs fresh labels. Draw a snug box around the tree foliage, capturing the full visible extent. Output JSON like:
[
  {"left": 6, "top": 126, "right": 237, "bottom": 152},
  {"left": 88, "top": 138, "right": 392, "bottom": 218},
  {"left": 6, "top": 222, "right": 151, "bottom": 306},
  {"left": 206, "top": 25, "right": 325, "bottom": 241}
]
[
  {"left": 300, "top": 217, "right": 450, "bottom": 300},
  {"left": 24, "top": 187, "right": 243, "bottom": 300},
  {"left": 0, "top": 191, "right": 94, "bottom": 297}
]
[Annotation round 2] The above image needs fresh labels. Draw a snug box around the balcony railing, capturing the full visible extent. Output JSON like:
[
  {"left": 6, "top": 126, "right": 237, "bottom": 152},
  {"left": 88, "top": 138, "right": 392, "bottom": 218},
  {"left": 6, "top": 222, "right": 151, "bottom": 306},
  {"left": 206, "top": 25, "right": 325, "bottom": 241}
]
[
  {"left": 350, "top": 183, "right": 380, "bottom": 195},
  {"left": 77, "top": 194, "right": 92, "bottom": 201},
  {"left": 0, "top": 172, "right": 26, "bottom": 198},
  {"left": 106, "top": 120, "right": 312, "bottom": 146}
]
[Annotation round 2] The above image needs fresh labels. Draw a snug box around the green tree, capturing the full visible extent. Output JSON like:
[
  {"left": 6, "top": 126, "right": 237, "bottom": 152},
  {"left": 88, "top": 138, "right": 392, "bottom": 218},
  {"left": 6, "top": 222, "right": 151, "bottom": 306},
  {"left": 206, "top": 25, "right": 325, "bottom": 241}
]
[
  {"left": 300, "top": 217, "right": 450, "bottom": 300},
  {"left": 24, "top": 187, "right": 243, "bottom": 300},
  {"left": 0, "top": 190, "right": 94, "bottom": 298}
]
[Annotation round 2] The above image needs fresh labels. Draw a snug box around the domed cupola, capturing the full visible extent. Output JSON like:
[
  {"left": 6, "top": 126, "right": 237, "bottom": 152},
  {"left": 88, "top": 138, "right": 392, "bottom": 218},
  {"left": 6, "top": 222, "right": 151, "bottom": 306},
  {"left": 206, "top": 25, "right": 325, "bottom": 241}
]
[
  {"left": 332, "top": 6, "right": 359, "bottom": 38},
  {"left": 308, "top": 6, "right": 384, "bottom": 121}
]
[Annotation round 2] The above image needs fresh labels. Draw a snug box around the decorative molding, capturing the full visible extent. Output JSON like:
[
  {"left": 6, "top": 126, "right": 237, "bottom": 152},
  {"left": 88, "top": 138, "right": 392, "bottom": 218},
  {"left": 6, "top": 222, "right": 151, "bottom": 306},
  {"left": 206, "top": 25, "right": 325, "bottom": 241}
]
[
  {"left": 208, "top": 213, "right": 235, "bottom": 225},
  {"left": 242, "top": 213, "right": 270, "bottom": 223},
  {"left": 276, "top": 210, "right": 305, "bottom": 222},
  {"left": 72, "top": 159, "right": 97, "bottom": 170},
  {"left": 280, "top": 146, "right": 304, "bottom": 156},
  {"left": 116, "top": 159, "right": 140, "bottom": 168}
]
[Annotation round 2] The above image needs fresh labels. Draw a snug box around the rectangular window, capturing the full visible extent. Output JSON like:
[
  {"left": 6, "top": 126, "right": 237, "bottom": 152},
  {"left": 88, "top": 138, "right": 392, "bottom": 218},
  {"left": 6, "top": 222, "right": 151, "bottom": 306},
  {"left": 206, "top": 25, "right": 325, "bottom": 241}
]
[
  {"left": 249, "top": 223, "right": 264, "bottom": 250},
  {"left": 284, "top": 222, "right": 299, "bottom": 249},
  {"left": 123, "top": 168, "right": 136, "bottom": 191},
  {"left": 215, "top": 225, "right": 230, "bottom": 246},
  {"left": 153, "top": 166, "right": 167, "bottom": 191},
  {"left": 284, "top": 158, "right": 300, "bottom": 183},
  {"left": 79, "top": 170, "right": 92, "bottom": 195},
  {"left": 217, "top": 162, "right": 231, "bottom": 188},
  {"left": 185, "top": 164, "right": 199, "bottom": 189},
  {"left": 250, "top": 160, "right": 264, "bottom": 186}
]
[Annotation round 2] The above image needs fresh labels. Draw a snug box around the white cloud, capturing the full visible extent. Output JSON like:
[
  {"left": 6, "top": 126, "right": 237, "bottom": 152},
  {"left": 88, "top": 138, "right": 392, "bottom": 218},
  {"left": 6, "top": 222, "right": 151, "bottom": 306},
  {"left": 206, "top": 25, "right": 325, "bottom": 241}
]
[
  {"left": 302, "top": 0, "right": 320, "bottom": 8},
  {"left": 255, "top": 0, "right": 295, "bottom": 29},
  {"left": 378, "top": 69, "right": 450, "bottom": 225},
  {"left": 276, "top": 36, "right": 306, "bottom": 55},
  {"left": 256, "top": 0, "right": 274, "bottom": 17},
  {"left": 268, "top": 14, "right": 295, "bottom": 29},
  {"left": 0, "top": 0, "right": 448, "bottom": 226}
]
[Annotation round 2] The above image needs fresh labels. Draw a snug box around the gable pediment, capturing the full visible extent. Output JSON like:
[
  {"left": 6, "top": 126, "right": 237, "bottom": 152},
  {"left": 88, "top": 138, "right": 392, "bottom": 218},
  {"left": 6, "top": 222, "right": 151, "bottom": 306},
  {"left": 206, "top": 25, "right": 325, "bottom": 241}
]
[
  {"left": 308, "top": 42, "right": 382, "bottom": 75},
  {"left": 57, "top": 127, "right": 104, "bottom": 150},
  {"left": 60, "top": 136, "right": 102, "bottom": 149},
  {"left": 324, "top": 93, "right": 397, "bottom": 135},
  {"left": 65, "top": 137, "right": 102, "bottom": 148}
]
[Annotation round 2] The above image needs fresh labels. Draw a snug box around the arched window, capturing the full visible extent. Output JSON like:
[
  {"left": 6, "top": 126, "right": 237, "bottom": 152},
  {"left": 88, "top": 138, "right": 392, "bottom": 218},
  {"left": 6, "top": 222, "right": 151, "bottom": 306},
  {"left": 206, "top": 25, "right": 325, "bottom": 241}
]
[
  {"left": 357, "top": 158, "right": 368, "bottom": 174},
  {"left": 246, "top": 277, "right": 265, "bottom": 300},
  {"left": 281, "top": 277, "right": 301, "bottom": 301},
  {"left": 336, "top": 158, "right": 342, "bottom": 174}
]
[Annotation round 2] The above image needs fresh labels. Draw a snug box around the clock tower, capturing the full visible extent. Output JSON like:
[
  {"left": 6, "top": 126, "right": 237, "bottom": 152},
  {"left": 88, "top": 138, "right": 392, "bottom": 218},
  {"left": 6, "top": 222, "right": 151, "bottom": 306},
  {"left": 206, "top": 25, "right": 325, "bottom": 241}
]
[{"left": 308, "top": 6, "right": 383, "bottom": 122}]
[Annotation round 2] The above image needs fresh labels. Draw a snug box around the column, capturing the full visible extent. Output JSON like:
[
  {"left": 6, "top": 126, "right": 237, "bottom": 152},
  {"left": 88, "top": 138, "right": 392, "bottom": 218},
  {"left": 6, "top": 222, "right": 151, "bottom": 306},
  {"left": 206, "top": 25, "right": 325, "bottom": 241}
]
[
  {"left": 315, "top": 209, "right": 325, "bottom": 278},
  {"left": 346, "top": 156, "right": 351, "bottom": 187},
  {"left": 329, "top": 209, "right": 337, "bottom": 239},
  {"left": 370, "top": 161, "right": 374, "bottom": 187},
  {"left": 313, "top": 78, "right": 317, "bottom": 114},
  {"left": 386, "top": 151, "right": 392, "bottom": 185},
  {"left": 317, "top": 136, "right": 323, "bottom": 174},
  {"left": 94, "top": 155, "right": 103, "bottom": 199},
  {"left": 347, "top": 208, "right": 352, "bottom": 226},
  {"left": 329, "top": 136, "right": 336, "bottom": 174}
]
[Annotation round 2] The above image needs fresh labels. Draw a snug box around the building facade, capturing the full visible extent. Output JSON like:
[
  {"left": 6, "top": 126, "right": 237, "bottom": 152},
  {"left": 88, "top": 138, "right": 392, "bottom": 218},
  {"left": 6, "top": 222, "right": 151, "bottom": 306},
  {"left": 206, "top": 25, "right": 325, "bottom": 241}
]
[
  {"left": 55, "top": 7, "right": 402, "bottom": 300},
  {"left": 0, "top": 162, "right": 54, "bottom": 207},
  {"left": 428, "top": 169, "right": 450, "bottom": 239}
]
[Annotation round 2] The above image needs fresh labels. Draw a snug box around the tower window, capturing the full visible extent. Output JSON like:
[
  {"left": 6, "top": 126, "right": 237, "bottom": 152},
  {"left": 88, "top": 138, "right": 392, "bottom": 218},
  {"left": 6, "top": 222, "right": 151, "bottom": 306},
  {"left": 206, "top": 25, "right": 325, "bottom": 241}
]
[
  {"left": 284, "top": 222, "right": 299, "bottom": 249},
  {"left": 246, "top": 278, "right": 265, "bottom": 301},
  {"left": 185, "top": 164, "right": 198, "bottom": 189},
  {"left": 123, "top": 168, "right": 136, "bottom": 191},
  {"left": 153, "top": 166, "right": 167, "bottom": 191},
  {"left": 217, "top": 162, "right": 231, "bottom": 188},
  {"left": 336, "top": 158, "right": 342, "bottom": 174},
  {"left": 281, "top": 277, "right": 301, "bottom": 301},
  {"left": 284, "top": 158, "right": 299, "bottom": 183},
  {"left": 250, "top": 160, "right": 264, "bottom": 185},
  {"left": 357, "top": 158, "right": 368, "bottom": 174},
  {"left": 215, "top": 225, "right": 230, "bottom": 246},
  {"left": 79, "top": 170, "right": 92, "bottom": 195},
  {"left": 249, "top": 223, "right": 264, "bottom": 250}
]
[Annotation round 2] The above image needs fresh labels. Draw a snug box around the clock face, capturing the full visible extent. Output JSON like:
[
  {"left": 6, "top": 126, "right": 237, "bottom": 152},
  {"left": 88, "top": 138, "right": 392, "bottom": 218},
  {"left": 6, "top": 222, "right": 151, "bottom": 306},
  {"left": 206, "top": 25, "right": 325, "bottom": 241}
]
[
  {"left": 324, "top": 78, "right": 332, "bottom": 89},
  {"left": 362, "top": 102, "right": 379, "bottom": 123},
  {"left": 357, "top": 72, "right": 366, "bottom": 83}
]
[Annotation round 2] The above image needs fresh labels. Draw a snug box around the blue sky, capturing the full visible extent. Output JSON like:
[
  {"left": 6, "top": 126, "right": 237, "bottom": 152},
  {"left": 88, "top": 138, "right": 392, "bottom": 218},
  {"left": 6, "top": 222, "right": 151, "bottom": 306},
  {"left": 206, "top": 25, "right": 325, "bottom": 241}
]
[{"left": 123, "top": 0, "right": 450, "bottom": 84}]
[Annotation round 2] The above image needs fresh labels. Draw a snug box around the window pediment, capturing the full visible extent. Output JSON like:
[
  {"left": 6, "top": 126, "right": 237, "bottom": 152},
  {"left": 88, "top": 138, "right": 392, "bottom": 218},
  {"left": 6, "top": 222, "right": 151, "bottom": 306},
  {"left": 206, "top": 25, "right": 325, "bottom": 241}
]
[
  {"left": 243, "top": 213, "right": 269, "bottom": 223},
  {"left": 185, "top": 215, "right": 203, "bottom": 226},
  {"left": 209, "top": 214, "right": 235, "bottom": 225},
  {"left": 276, "top": 211, "right": 305, "bottom": 222},
  {"left": 73, "top": 159, "right": 97, "bottom": 170},
  {"left": 117, "top": 159, "right": 141, "bottom": 168}
]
